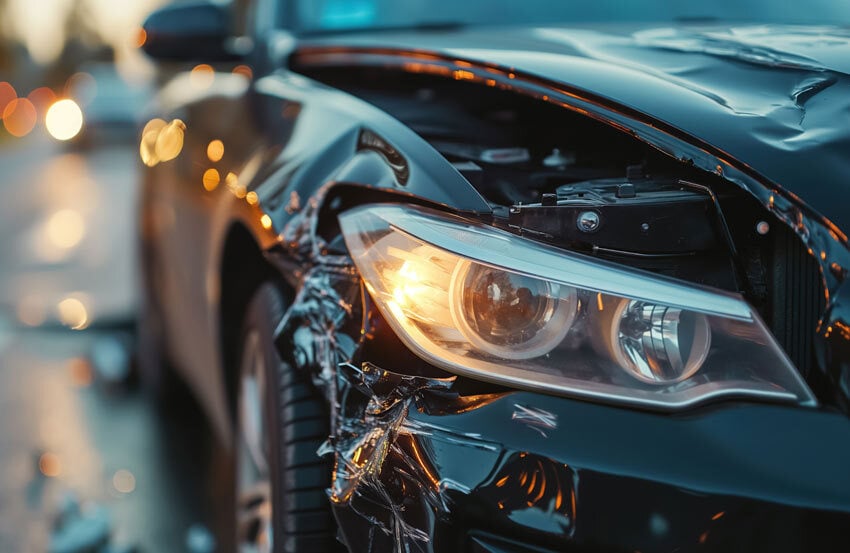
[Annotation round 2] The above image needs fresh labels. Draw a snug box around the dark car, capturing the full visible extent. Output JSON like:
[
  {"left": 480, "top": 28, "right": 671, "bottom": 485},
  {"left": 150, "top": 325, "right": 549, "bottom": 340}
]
[{"left": 136, "top": 1, "right": 850, "bottom": 551}]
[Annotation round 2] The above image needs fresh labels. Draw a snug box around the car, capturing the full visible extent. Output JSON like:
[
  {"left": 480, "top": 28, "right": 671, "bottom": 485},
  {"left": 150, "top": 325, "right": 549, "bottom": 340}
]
[
  {"left": 63, "top": 63, "right": 153, "bottom": 147},
  {"left": 136, "top": 1, "right": 850, "bottom": 551}
]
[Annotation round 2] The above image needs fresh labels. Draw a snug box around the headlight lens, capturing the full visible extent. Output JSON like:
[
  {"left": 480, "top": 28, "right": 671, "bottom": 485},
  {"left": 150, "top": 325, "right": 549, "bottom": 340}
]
[
  {"left": 605, "top": 299, "right": 711, "bottom": 384},
  {"left": 339, "top": 204, "right": 816, "bottom": 410},
  {"left": 453, "top": 261, "right": 578, "bottom": 360}
]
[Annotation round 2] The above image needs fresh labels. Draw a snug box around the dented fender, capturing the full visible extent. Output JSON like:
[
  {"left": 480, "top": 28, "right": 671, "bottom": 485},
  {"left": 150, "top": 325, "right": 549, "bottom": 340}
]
[{"left": 270, "top": 242, "right": 850, "bottom": 552}]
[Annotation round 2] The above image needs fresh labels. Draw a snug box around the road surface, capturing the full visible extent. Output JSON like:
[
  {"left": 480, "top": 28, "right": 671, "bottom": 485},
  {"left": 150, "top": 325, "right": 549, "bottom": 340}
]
[{"left": 0, "top": 135, "right": 221, "bottom": 552}]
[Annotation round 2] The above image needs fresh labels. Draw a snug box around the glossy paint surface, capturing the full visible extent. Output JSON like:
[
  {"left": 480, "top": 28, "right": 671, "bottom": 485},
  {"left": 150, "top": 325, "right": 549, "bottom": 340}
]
[
  {"left": 292, "top": 23, "right": 850, "bottom": 409},
  {"left": 298, "top": 23, "right": 850, "bottom": 231},
  {"left": 139, "top": 17, "right": 850, "bottom": 551},
  {"left": 269, "top": 241, "right": 850, "bottom": 551}
]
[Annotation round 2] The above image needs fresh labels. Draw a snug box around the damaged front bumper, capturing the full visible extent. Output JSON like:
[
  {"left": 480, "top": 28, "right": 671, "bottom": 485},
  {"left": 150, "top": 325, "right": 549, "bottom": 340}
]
[
  {"left": 328, "top": 362, "right": 850, "bottom": 553},
  {"left": 271, "top": 250, "right": 850, "bottom": 553}
]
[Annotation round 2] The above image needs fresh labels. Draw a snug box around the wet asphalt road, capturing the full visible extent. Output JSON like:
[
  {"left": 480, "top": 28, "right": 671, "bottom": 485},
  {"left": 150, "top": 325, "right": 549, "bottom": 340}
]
[{"left": 0, "top": 135, "right": 220, "bottom": 552}]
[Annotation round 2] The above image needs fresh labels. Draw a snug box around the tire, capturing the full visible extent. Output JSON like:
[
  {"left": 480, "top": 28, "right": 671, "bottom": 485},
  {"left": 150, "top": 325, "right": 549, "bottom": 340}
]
[{"left": 235, "top": 283, "right": 338, "bottom": 553}]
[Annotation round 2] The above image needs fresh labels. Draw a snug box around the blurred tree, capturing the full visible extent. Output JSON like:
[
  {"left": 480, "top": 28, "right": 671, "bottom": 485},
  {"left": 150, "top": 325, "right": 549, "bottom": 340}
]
[{"left": 45, "top": 0, "right": 114, "bottom": 88}]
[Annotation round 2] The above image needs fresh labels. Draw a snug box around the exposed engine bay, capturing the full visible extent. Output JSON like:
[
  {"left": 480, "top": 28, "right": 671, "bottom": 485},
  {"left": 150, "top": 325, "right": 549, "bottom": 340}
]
[{"left": 303, "top": 68, "right": 825, "bottom": 382}]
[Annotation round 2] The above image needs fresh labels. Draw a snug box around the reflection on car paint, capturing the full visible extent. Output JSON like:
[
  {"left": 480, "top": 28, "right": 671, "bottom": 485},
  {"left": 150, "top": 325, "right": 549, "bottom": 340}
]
[
  {"left": 292, "top": 43, "right": 850, "bottom": 409},
  {"left": 511, "top": 404, "right": 558, "bottom": 438},
  {"left": 478, "top": 451, "right": 577, "bottom": 536}
]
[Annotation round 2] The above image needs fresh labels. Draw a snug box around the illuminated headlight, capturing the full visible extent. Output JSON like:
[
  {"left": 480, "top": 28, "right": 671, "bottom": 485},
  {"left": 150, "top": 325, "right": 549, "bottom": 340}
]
[
  {"left": 452, "top": 261, "right": 578, "bottom": 360},
  {"left": 339, "top": 204, "right": 816, "bottom": 410}
]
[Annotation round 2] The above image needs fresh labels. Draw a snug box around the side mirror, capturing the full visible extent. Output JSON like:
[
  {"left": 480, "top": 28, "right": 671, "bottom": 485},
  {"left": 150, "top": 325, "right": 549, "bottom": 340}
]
[{"left": 142, "top": 1, "right": 243, "bottom": 62}]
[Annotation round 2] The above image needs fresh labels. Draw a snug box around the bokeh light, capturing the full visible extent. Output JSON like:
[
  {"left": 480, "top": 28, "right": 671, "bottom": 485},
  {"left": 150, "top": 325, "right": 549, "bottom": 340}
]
[
  {"left": 45, "top": 209, "right": 86, "bottom": 249},
  {"left": 45, "top": 99, "right": 84, "bottom": 141},
  {"left": 246, "top": 191, "right": 259, "bottom": 206},
  {"left": 225, "top": 172, "right": 239, "bottom": 191},
  {"left": 207, "top": 139, "right": 224, "bottom": 162},
  {"left": 202, "top": 168, "right": 220, "bottom": 191},
  {"left": 3, "top": 98, "right": 37, "bottom": 137},
  {"left": 28, "top": 87, "right": 57, "bottom": 113},
  {"left": 112, "top": 469, "right": 137, "bottom": 494},
  {"left": 65, "top": 72, "right": 97, "bottom": 106},
  {"left": 0, "top": 82, "right": 16, "bottom": 117},
  {"left": 226, "top": 172, "right": 247, "bottom": 199},
  {"left": 232, "top": 65, "right": 253, "bottom": 80},
  {"left": 140, "top": 118, "right": 167, "bottom": 167},
  {"left": 67, "top": 357, "right": 94, "bottom": 388},
  {"left": 260, "top": 214, "right": 272, "bottom": 230},
  {"left": 189, "top": 64, "right": 215, "bottom": 90},
  {"left": 134, "top": 27, "right": 147, "bottom": 48},
  {"left": 38, "top": 452, "right": 62, "bottom": 477},
  {"left": 154, "top": 119, "right": 186, "bottom": 163},
  {"left": 57, "top": 296, "right": 90, "bottom": 330}
]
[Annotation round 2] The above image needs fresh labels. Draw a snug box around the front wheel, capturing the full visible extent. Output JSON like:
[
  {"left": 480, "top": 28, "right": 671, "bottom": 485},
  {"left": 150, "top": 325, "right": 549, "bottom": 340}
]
[{"left": 235, "top": 283, "right": 338, "bottom": 552}]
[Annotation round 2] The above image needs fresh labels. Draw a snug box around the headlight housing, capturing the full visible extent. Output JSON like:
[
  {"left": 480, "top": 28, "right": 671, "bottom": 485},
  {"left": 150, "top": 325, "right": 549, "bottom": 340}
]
[{"left": 339, "top": 204, "right": 816, "bottom": 410}]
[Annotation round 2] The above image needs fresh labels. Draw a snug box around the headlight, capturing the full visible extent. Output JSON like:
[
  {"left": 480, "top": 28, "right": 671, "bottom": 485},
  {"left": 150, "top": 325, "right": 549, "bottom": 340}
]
[
  {"left": 339, "top": 204, "right": 816, "bottom": 410},
  {"left": 452, "top": 261, "right": 578, "bottom": 360}
]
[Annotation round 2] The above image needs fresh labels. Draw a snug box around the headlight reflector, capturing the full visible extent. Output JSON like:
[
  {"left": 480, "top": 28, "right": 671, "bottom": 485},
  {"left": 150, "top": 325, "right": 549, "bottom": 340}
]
[
  {"left": 452, "top": 261, "right": 578, "bottom": 360},
  {"left": 608, "top": 299, "right": 711, "bottom": 384},
  {"left": 340, "top": 204, "right": 816, "bottom": 410}
]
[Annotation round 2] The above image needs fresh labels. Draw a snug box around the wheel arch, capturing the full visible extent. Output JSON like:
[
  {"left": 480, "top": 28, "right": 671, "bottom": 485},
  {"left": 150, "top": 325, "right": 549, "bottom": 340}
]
[{"left": 218, "top": 220, "right": 291, "bottom": 426}]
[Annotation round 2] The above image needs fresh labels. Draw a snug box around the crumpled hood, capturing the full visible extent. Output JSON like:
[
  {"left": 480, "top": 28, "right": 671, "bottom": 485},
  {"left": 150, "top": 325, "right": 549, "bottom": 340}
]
[{"left": 303, "top": 24, "right": 850, "bottom": 231}]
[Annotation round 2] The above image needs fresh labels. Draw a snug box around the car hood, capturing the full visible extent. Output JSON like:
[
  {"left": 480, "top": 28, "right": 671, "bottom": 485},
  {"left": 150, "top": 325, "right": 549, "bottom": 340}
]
[{"left": 301, "top": 23, "right": 850, "bottom": 231}]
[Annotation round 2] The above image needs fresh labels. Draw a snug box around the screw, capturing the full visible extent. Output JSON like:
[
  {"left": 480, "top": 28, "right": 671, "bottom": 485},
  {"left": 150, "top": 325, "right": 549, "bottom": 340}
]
[
  {"left": 756, "top": 221, "right": 770, "bottom": 235},
  {"left": 577, "top": 211, "right": 601, "bottom": 233}
]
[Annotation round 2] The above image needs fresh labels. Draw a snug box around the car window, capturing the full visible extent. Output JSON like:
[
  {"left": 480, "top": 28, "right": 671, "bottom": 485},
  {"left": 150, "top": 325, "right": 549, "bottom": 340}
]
[{"left": 291, "top": 0, "right": 850, "bottom": 32}]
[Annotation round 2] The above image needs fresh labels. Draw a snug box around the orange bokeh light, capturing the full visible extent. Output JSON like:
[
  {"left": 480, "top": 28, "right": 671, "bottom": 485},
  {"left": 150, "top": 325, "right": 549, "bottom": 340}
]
[
  {"left": 203, "top": 168, "right": 220, "bottom": 191},
  {"left": 3, "top": 98, "right": 37, "bottom": 137},
  {"left": 0, "top": 82, "right": 16, "bottom": 117},
  {"left": 190, "top": 64, "right": 215, "bottom": 90},
  {"left": 39, "top": 452, "right": 62, "bottom": 477},
  {"left": 134, "top": 28, "right": 147, "bottom": 48},
  {"left": 207, "top": 139, "right": 224, "bottom": 162},
  {"left": 28, "top": 87, "right": 56, "bottom": 113},
  {"left": 232, "top": 65, "right": 253, "bottom": 80}
]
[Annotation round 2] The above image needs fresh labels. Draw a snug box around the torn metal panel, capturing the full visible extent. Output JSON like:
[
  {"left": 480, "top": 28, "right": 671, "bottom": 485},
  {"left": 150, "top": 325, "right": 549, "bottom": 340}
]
[
  {"left": 278, "top": 181, "right": 334, "bottom": 263},
  {"left": 326, "top": 362, "right": 458, "bottom": 553},
  {"left": 323, "top": 358, "right": 586, "bottom": 553},
  {"left": 327, "top": 363, "right": 583, "bottom": 553},
  {"left": 275, "top": 263, "right": 361, "bottom": 405}
]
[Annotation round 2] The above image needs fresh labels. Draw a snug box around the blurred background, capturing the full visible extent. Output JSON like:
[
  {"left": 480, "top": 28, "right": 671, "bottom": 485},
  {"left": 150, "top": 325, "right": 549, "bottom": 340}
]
[{"left": 0, "top": 1, "right": 224, "bottom": 551}]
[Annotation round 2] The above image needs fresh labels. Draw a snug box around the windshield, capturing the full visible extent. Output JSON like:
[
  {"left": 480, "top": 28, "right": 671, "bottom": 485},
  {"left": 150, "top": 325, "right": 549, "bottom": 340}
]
[{"left": 293, "top": 0, "right": 850, "bottom": 32}]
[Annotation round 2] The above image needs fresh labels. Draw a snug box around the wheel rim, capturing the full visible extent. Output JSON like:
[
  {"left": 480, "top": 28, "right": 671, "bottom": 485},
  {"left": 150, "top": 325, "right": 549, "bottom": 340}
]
[{"left": 237, "top": 330, "right": 273, "bottom": 553}]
